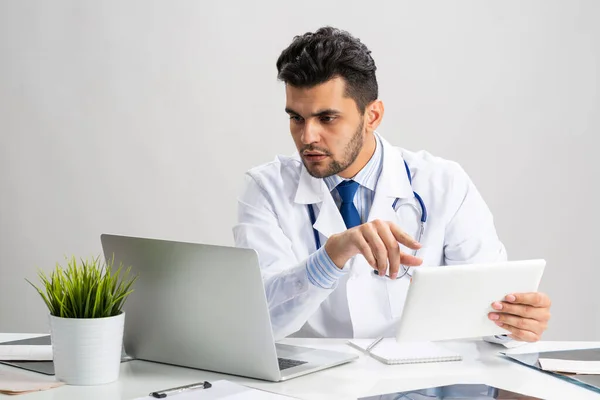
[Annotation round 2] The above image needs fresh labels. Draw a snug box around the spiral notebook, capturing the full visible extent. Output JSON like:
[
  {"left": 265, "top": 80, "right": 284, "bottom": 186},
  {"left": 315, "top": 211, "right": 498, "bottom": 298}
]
[{"left": 348, "top": 339, "right": 462, "bottom": 365}]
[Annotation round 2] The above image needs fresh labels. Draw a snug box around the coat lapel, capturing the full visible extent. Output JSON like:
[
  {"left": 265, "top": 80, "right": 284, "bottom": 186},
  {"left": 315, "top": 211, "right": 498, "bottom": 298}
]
[
  {"left": 294, "top": 160, "right": 346, "bottom": 242},
  {"left": 367, "top": 134, "right": 414, "bottom": 222},
  {"left": 312, "top": 195, "right": 347, "bottom": 240}
]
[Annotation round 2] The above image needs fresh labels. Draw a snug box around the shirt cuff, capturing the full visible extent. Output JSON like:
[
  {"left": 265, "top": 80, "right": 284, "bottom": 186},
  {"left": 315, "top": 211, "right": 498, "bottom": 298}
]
[{"left": 305, "top": 246, "right": 349, "bottom": 289}]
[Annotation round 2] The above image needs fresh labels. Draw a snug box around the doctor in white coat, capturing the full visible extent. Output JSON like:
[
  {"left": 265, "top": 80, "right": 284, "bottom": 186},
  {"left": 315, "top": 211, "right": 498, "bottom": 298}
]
[{"left": 233, "top": 27, "right": 551, "bottom": 342}]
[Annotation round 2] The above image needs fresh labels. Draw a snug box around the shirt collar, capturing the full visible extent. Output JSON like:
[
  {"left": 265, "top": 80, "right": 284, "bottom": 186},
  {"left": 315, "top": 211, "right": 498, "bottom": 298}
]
[{"left": 323, "top": 134, "right": 383, "bottom": 193}]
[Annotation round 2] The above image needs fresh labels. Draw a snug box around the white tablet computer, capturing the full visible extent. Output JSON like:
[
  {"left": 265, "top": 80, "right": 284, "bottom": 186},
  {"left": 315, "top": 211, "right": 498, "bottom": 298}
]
[{"left": 395, "top": 259, "right": 546, "bottom": 342}]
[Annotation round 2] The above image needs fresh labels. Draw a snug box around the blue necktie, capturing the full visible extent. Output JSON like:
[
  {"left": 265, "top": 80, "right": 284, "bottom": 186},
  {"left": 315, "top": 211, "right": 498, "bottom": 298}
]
[{"left": 336, "top": 180, "right": 361, "bottom": 229}]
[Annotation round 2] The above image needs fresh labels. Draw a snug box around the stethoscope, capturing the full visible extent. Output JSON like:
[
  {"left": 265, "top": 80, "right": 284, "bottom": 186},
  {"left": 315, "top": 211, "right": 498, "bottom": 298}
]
[{"left": 307, "top": 160, "right": 427, "bottom": 279}]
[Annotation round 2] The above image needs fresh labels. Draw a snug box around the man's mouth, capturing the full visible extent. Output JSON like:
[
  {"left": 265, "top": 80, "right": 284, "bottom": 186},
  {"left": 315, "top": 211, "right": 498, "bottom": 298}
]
[{"left": 303, "top": 152, "right": 328, "bottom": 162}]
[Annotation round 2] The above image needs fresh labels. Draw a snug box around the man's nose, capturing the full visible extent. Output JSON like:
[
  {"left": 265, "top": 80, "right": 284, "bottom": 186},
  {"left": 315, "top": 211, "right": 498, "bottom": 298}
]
[{"left": 301, "top": 120, "right": 320, "bottom": 144}]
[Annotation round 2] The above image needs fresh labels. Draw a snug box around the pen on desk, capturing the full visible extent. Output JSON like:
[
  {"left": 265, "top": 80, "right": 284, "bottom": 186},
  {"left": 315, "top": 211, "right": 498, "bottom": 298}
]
[
  {"left": 149, "top": 381, "right": 212, "bottom": 398},
  {"left": 365, "top": 337, "right": 384, "bottom": 354}
]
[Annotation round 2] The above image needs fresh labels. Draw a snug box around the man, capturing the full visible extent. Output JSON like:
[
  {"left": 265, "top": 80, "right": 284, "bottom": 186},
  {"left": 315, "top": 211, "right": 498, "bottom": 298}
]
[{"left": 233, "top": 27, "right": 551, "bottom": 342}]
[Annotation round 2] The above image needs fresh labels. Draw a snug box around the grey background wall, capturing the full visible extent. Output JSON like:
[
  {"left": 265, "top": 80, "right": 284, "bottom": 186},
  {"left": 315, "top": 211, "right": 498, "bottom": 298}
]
[{"left": 0, "top": 1, "right": 598, "bottom": 340}]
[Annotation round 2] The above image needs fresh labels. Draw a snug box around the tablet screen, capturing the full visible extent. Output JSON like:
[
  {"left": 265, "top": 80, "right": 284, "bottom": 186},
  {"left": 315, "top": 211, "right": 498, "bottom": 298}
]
[{"left": 358, "top": 383, "right": 543, "bottom": 399}]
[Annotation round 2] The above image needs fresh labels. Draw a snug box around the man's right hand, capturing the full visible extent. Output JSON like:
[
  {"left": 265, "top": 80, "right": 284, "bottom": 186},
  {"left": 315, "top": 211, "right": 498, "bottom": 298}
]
[{"left": 324, "top": 219, "right": 423, "bottom": 279}]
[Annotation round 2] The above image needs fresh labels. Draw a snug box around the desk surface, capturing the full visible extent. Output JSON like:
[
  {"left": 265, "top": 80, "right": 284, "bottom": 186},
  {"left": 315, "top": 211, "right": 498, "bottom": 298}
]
[{"left": 1, "top": 333, "right": 600, "bottom": 400}]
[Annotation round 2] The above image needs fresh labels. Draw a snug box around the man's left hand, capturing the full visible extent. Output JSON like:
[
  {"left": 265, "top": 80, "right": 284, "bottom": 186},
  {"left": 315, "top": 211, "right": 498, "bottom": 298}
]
[{"left": 488, "top": 292, "right": 552, "bottom": 342}]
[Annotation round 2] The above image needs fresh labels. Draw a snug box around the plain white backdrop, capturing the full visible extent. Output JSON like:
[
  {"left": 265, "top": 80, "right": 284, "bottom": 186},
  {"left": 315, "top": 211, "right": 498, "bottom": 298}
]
[{"left": 0, "top": 1, "right": 598, "bottom": 340}]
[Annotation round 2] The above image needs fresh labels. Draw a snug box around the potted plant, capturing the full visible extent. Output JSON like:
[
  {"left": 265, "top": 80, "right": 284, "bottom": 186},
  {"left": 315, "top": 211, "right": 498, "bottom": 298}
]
[{"left": 27, "top": 255, "right": 138, "bottom": 385}]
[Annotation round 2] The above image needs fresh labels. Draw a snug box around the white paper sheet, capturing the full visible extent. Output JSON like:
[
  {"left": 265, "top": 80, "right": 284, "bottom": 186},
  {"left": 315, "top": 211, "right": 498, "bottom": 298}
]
[
  {"left": 539, "top": 358, "right": 600, "bottom": 374},
  {"left": 0, "top": 369, "right": 64, "bottom": 395},
  {"left": 134, "top": 380, "right": 296, "bottom": 399},
  {"left": 0, "top": 345, "right": 52, "bottom": 361}
]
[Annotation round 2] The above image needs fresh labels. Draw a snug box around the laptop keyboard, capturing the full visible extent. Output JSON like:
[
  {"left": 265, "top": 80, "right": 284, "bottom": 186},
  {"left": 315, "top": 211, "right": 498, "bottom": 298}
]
[{"left": 278, "top": 357, "right": 308, "bottom": 371}]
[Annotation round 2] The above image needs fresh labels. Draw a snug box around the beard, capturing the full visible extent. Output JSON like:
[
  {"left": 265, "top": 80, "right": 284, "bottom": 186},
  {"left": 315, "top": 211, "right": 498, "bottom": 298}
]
[{"left": 302, "top": 119, "right": 365, "bottom": 179}]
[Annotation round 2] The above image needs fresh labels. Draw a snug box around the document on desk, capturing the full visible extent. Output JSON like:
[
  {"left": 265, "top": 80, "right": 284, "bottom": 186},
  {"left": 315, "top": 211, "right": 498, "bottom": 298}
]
[
  {"left": 348, "top": 338, "right": 462, "bottom": 365},
  {"left": 539, "top": 358, "right": 600, "bottom": 375},
  {"left": 0, "top": 369, "right": 64, "bottom": 395},
  {"left": 134, "top": 380, "right": 296, "bottom": 399},
  {"left": 504, "top": 348, "right": 600, "bottom": 394},
  {"left": 0, "top": 345, "right": 53, "bottom": 361},
  {"left": 534, "top": 347, "right": 600, "bottom": 375}
]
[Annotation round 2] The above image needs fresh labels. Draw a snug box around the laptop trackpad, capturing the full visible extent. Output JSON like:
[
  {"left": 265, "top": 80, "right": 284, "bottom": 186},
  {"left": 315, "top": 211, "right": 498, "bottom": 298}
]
[{"left": 275, "top": 343, "right": 315, "bottom": 360}]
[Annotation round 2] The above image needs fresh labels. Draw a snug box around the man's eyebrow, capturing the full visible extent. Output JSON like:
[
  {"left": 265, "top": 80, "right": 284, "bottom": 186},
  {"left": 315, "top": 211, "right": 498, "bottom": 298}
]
[
  {"left": 285, "top": 108, "right": 342, "bottom": 117},
  {"left": 312, "top": 109, "right": 342, "bottom": 117}
]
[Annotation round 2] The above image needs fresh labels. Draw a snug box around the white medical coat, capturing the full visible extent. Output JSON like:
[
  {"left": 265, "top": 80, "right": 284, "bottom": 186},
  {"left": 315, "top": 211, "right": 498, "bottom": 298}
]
[{"left": 233, "top": 134, "right": 507, "bottom": 340}]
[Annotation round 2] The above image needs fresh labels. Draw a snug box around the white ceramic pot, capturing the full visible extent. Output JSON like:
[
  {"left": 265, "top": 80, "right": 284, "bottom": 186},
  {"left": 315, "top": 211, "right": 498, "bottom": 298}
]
[{"left": 49, "top": 312, "right": 125, "bottom": 385}]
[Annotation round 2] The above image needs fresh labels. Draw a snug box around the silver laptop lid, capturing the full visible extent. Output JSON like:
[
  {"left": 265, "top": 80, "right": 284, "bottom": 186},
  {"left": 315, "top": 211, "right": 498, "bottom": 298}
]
[{"left": 100, "top": 234, "right": 281, "bottom": 381}]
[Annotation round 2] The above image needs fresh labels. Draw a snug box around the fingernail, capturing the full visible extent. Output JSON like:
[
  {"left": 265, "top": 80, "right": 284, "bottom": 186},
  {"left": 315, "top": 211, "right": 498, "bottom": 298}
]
[
  {"left": 506, "top": 295, "right": 516, "bottom": 302},
  {"left": 496, "top": 322, "right": 503, "bottom": 327},
  {"left": 492, "top": 302, "right": 503, "bottom": 310},
  {"left": 489, "top": 313, "right": 499, "bottom": 320},
  {"left": 390, "top": 272, "right": 397, "bottom": 280}
]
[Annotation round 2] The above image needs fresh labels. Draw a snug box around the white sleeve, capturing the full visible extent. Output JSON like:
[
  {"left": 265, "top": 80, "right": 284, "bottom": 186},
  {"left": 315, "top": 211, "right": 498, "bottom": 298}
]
[
  {"left": 232, "top": 173, "right": 342, "bottom": 340},
  {"left": 443, "top": 163, "right": 516, "bottom": 344},
  {"left": 443, "top": 163, "right": 507, "bottom": 264}
]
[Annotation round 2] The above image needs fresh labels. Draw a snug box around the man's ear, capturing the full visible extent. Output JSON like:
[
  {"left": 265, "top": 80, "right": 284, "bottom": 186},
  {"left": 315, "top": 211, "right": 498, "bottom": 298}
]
[{"left": 365, "top": 100, "right": 384, "bottom": 132}]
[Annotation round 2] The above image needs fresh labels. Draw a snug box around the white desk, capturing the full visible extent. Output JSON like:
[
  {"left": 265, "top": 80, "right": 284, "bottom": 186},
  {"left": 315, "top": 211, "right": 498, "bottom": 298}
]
[{"left": 1, "top": 333, "right": 599, "bottom": 400}]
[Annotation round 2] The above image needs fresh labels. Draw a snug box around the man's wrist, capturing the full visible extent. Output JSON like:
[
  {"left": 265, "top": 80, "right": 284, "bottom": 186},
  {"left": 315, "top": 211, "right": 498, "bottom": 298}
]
[
  {"left": 306, "top": 246, "right": 349, "bottom": 289},
  {"left": 324, "top": 234, "right": 349, "bottom": 269}
]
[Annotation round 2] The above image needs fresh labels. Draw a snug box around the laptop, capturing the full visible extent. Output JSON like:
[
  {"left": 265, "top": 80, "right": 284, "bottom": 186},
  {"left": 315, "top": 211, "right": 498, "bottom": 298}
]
[
  {"left": 0, "top": 335, "right": 55, "bottom": 375},
  {"left": 100, "top": 233, "right": 358, "bottom": 382}
]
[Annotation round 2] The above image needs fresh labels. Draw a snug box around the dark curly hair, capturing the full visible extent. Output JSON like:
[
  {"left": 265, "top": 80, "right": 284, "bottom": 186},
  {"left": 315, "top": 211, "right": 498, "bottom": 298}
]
[{"left": 276, "top": 27, "right": 378, "bottom": 113}]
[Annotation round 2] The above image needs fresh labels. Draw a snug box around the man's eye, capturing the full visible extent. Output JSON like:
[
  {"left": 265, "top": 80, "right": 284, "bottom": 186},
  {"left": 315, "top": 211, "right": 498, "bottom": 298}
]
[
  {"left": 290, "top": 116, "right": 303, "bottom": 123},
  {"left": 320, "top": 116, "right": 335, "bottom": 123}
]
